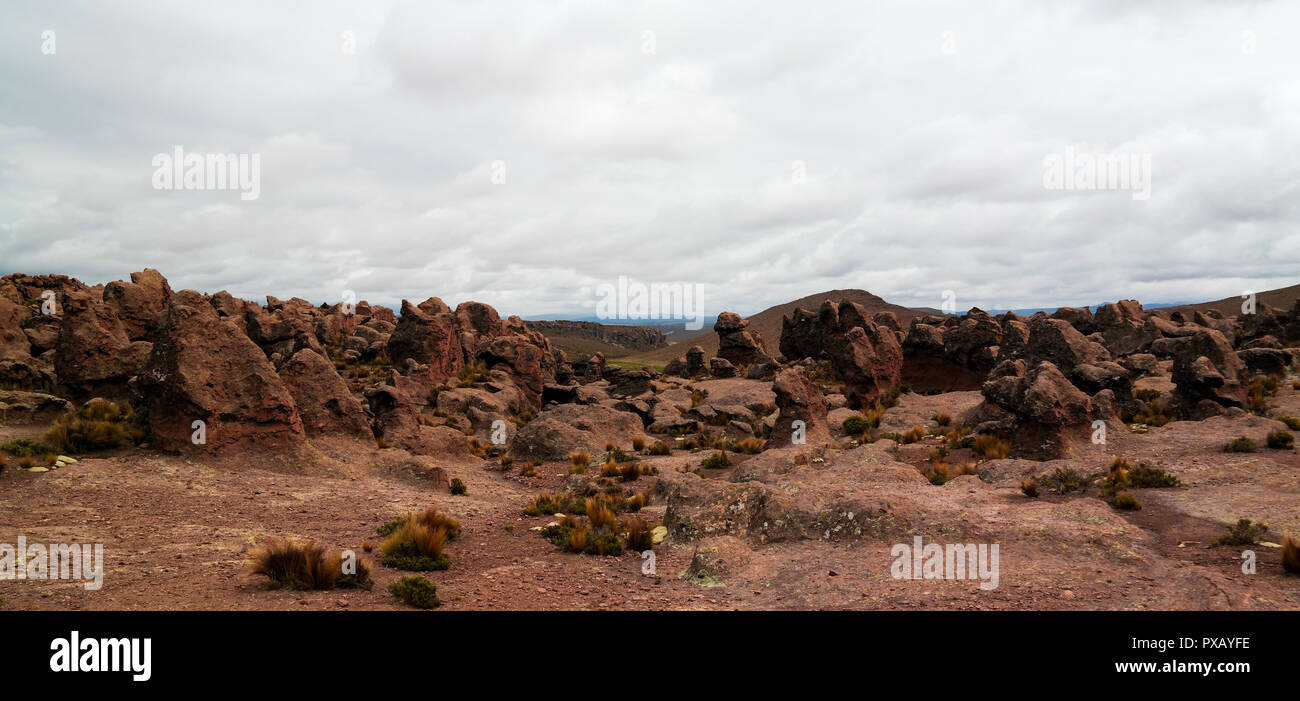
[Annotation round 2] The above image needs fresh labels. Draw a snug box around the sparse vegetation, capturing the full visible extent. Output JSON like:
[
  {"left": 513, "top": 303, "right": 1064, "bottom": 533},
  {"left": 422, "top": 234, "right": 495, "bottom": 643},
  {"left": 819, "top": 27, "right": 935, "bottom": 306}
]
[
  {"left": 1108, "top": 491, "right": 1141, "bottom": 510},
  {"left": 632, "top": 437, "right": 645, "bottom": 452},
  {"left": 1041, "top": 466, "right": 1088, "bottom": 494},
  {"left": 1266, "top": 429, "right": 1294, "bottom": 450},
  {"left": 1020, "top": 479, "right": 1039, "bottom": 498},
  {"left": 972, "top": 434, "right": 1010, "bottom": 460},
  {"left": 623, "top": 516, "right": 653, "bottom": 551},
  {"left": 247, "top": 537, "right": 370, "bottom": 590},
  {"left": 646, "top": 441, "right": 671, "bottom": 456},
  {"left": 379, "top": 519, "right": 449, "bottom": 571},
  {"left": 2, "top": 438, "right": 58, "bottom": 458},
  {"left": 1283, "top": 535, "right": 1300, "bottom": 575},
  {"left": 570, "top": 451, "right": 590, "bottom": 473},
  {"left": 932, "top": 412, "right": 953, "bottom": 427},
  {"left": 388, "top": 576, "right": 440, "bottom": 609},
  {"left": 40, "top": 398, "right": 137, "bottom": 453},
  {"left": 700, "top": 451, "right": 731, "bottom": 470},
  {"left": 1223, "top": 435, "right": 1257, "bottom": 453},
  {"left": 1247, "top": 375, "right": 1279, "bottom": 414},
  {"left": 726, "top": 438, "right": 765, "bottom": 454},
  {"left": 1275, "top": 415, "right": 1300, "bottom": 431},
  {"left": 1213, "top": 518, "right": 1268, "bottom": 547},
  {"left": 842, "top": 414, "right": 871, "bottom": 435},
  {"left": 450, "top": 477, "right": 467, "bottom": 495},
  {"left": 900, "top": 426, "right": 926, "bottom": 444}
]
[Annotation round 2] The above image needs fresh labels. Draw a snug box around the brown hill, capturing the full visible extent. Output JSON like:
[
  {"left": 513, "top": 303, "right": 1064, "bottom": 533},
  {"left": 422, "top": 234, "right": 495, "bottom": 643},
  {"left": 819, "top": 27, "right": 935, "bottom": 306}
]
[
  {"left": 615, "top": 289, "right": 939, "bottom": 366},
  {"left": 1155, "top": 284, "right": 1300, "bottom": 318}
]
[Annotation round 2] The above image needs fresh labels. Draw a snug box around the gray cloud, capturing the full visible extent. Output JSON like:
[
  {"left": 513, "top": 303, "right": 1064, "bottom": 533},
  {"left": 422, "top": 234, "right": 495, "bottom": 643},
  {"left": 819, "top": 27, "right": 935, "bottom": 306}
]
[{"left": 2, "top": 0, "right": 1297, "bottom": 318}]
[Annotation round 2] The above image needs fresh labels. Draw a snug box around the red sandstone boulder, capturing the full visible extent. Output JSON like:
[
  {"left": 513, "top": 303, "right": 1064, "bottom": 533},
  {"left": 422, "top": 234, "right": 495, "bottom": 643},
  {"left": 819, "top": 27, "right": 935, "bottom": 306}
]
[
  {"left": 767, "top": 366, "right": 833, "bottom": 449},
  {"left": 278, "top": 348, "right": 372, "bottom": 439},
  {"left": 102, "top": 268, "right": 172, "bottom": 341},
  {"left": 55, "top": 288, "right": 152, "bottom": 395},
  {"left": 1170, "top": 329, "right": 1248, "bottom": 409},
  {"left": 137, "top": 290, "right": 307, "bottom": 454}
]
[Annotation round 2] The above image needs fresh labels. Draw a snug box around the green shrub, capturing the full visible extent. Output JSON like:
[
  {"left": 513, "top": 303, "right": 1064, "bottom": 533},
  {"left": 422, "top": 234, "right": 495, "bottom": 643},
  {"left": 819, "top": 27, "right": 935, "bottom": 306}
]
[
  {"left": 1108, "top": 491, "right": 1141, "bottom": 510},
  {"left": 842, "top": 415, "right": 871, "bottom": 435},
  {"left": 1041, "top": 467, "right": 1088, "bottom": 494},
  {"left": 1266, "top": 429, "right": 1294, "bottom": 450},
  {"left": 450, "top": 477, "right": 467, "bottom": 495},
  {"left": 388, "top": 576, "right": 440, "bottom": 609},
  {"left": 1, "top": 438, "right": 58, "bottom": 458},
  {"left": 1213, "top": 518, "right": 1268, "bottom": 546},
  {"left": 1224, "top": 436, "right": 1256, "bottom": 453},
  {"left": 1276, "top": 415, "right": 1300, "bottom": 431},
  {"left": 700, "top": 451, "right": 731, "bottom": 470}
]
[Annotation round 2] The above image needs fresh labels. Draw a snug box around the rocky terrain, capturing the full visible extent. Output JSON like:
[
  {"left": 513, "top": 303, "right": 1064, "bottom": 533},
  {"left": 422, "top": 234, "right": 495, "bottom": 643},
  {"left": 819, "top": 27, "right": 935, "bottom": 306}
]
[
  {"left": 525, "top": 319, "right": 668, "bottom": 358},
  {"left": 2, "top": 269, "right": 1298, "bottom": 610}
]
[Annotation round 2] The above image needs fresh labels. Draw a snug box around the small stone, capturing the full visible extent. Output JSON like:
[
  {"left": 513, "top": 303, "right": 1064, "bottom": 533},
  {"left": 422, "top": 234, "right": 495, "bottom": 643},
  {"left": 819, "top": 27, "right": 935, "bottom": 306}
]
[
  {"left": 651, "top": 526, "right": 668, "bottom": 544},
  {"left": 57, "top": 455, "right": 77, "bottom": 464},
  {"left": 28, "top": 466, "right": 49, "bottom": 473}
]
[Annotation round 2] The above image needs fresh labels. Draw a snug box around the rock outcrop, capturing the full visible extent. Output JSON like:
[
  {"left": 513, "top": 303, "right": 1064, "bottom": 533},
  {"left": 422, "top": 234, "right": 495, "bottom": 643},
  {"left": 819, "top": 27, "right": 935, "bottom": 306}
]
[{"left": 137, "top": 290, "right": 307, "bottom": 455}]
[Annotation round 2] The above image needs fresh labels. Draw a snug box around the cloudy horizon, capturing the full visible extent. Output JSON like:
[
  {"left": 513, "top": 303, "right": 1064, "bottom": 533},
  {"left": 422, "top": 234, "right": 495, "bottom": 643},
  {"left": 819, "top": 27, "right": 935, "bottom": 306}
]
[{"left": 2, "top": 1, "right": 1298, "bottom": 320}]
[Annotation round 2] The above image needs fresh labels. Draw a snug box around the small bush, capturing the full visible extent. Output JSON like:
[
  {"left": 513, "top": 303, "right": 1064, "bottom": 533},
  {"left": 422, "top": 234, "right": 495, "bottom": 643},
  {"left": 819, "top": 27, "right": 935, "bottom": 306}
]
[
  {"left": 585, "top": 497, "right": 618, "bottom": 531},
  {"left": 728, "top": 438, "right": 765, "bottom": 454},
  {"left": 624, "top": 517, "right": 653, "bottom": 551},
  {"left": 1275, "top": 415, "right": 1300, "bottom": 431},
  {"left": 1, "top": 438, "right": 57, "bottom": 458},
  {"left": 1266, "top": 429, "right": 1294, "bottom": 450},
  {"left": 1041, "top": 467, "right": 1088, "bottom": 494},
  {"left": 1223, "top": 436, "right": 1256, "bottom": 453},
  {"left": 1283, "top": 535, "right": 1300, "bottom": 575},
  {"left": 646, "top": 441, "right": 671, "bottom": 456},
  {"left": 1108, "top": 491, "right": 1141, "bottom": 510},
  {"left": 1127, "top": 461, "right": 1181, "bottom": 488},
  {"left": 519, "top": 463, "right": 538, "bottom": 477},
  {"left": 932, "top": 412, "right": 953, "bottom": 427},
  {"left": 700, "top": 451, "right": 731, "bottom": 470},
  {"left": 842, "top": 415, "right": 871, "bottom": 435},
  {"left": 1132, "top": 400, "right": 1174, "bottom": 427},
  {"left": 1020, "top": 479, "right": 1039, "bottom": 498},
  {"left": 900, "top": 426, "right": 926, "bottom": 444},
  {"left": 928, "top": 465, "right": 949, "bottom": 486},
  {"left": 1213, "top": 518, "right": 1268, "bottom": 546},
  {"left": 41, "top": 399, "right": 135, "bottom": 453},
  {"left": 632, "top": 437, "right": 645, "bottom": 452},
  {"left": 18, "top": 456, "right": 36, "bottom": 469},
  {"left": 388, "top": 576, "right": 440, "bottom": 609},
  {"left": 379, "top": 520, "right": 449, "bottom": 571},
  {"left": 247, "top": 538, "right": 365, "bottom": 590},
  {"left": 499, "top": 455, "right": 514, "bottom": 471},
  {"left": 569, "top": 451, "right": 590, "bottom": 473},
  {"left": 972, "top": 434, "right": 1010, "bottom": 460}
]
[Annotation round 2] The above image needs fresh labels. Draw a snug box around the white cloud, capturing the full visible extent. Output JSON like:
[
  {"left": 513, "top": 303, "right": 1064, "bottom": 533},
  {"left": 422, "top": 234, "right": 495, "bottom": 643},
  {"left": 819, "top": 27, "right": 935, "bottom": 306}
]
[{"left": 1, "top": 0, "right": 1297, "bottom": 318}]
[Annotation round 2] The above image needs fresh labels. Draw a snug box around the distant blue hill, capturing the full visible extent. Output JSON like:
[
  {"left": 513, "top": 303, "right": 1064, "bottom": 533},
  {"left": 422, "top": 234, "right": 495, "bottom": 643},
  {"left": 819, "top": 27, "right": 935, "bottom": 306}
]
[{"left": 979, "top": 301, "right": 1191, "bottom": 316}]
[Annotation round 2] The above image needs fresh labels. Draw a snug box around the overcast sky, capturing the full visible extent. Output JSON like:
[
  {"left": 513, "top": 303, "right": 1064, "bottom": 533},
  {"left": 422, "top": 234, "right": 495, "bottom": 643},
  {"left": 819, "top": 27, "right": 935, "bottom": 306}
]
[{"left": 2, "top": 1, "right": 1297, "bottom": 319}]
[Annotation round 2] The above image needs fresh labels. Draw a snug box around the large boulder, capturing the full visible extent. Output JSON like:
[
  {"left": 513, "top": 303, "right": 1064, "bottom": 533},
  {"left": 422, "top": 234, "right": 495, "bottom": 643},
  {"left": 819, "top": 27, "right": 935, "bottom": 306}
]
[
  {"left": 278, "top": 348, "right": 372, "bottom": 439},
  {"left": 943, "top": 308, "right": 1003, "bottom": 371},
  {"left": 1025, "top": 317, "right": 1110, "bottom": 373},
  {"left": 714, "top": 312, "right": 771, "bottom": 369},
  {"left": 1170, "top": 329, "right": 1248, "bottom": 409},
  {"left": 767, "top": 366, "right": 833, "bottom": 448},
  {"left": 137, "top": 290, "right": 307, "bottom": 454},
  {"left": 102, "top": 268, "right": 172, "bottom": 341},
  {"left": 508, "top": 403, "right": 647, "bottom": 461},
  {"left": 54, "top": 288, "right": 152, "bottom": 395},
  {"left": 979, "top": 360, "right": 1096, "bottom": 459},
  {"left": 1094, "top": 300, "right": 1154, "bottom": 356}
]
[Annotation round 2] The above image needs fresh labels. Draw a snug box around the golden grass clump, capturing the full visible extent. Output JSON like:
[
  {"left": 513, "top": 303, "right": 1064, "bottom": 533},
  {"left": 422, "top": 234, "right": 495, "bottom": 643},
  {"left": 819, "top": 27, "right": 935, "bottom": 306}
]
[
  {"left": 972, "top": 434, "right": 1011, "bottom": 460},
  {"left": 41, "top": 398, "right": 134, "bottom": 453},
  {"left": 247, "top": 537, "right": 370, "bottom": 590},
  {"left": 624, "top": 517, "right": 653, "bottom": 551},
  {"left": 569, "top": 451, "right": 590, "bottom": 473},
  {"left": 379, "top": 519, "right": 449, "bottom": 571},
  {"left": 1282, "top": 535, "right": 1300, "bottom": 575},
  {"left": 585, "top": 497, "right": 618, "bottom": 531}
]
